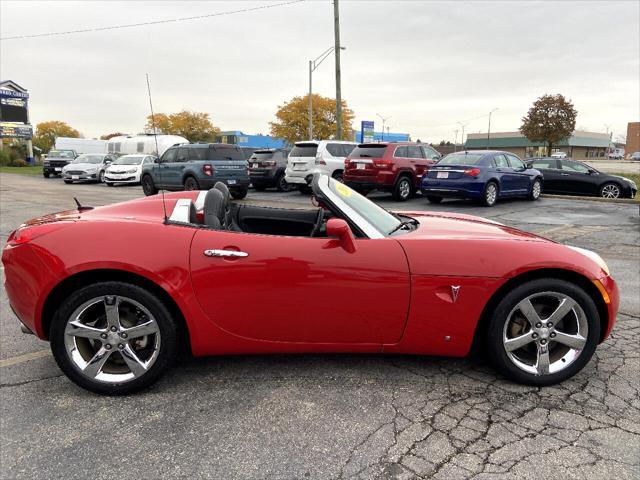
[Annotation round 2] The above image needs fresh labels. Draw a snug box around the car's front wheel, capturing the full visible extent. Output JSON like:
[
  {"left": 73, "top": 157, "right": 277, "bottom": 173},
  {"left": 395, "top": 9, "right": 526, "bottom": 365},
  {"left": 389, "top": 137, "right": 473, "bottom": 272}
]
[
  {"left": 528, "top": 178, "right": 542, "bottom": 201},
  {"left": 600, "top": 182, "right": 621, "bottom": 199},
  {"left": 486, "top": 278, "right": 599, "bottom": 386},
  {"left": 50, "top": 282, "right": 177, "bottom": 395},
  {"left": 43, "top": 172, "right": 50, "bottom": 178},
  {"left": 141, "top": 175, "right": 158, "bottom": 196},
  {"left": 426, "top": 195, "right": 443, "bottom": 204},
  {"left": 99, "top": 171, "right": 105, "bottom": 183},
  {"left": 481, "top": 181, "right": 498, "bottom": 207},
  {"left": 64, "top": 179, "right": 73, "bottom": 184}
]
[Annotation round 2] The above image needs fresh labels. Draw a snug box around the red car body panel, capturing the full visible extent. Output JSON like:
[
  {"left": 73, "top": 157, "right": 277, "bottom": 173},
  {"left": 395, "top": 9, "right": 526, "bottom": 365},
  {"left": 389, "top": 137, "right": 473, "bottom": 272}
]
[{"left": 2, "top": 192, "right": 618, "bottom": 359}]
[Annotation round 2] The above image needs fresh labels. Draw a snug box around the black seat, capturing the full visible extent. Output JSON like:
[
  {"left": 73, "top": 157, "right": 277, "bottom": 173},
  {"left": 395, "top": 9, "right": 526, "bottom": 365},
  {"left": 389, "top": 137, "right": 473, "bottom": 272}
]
[
  {"left": 214, "top": 182, "right": 240, "bottom": 231},
  {"left": 203, "top": 188, "right": 225, "bottom": 229}
]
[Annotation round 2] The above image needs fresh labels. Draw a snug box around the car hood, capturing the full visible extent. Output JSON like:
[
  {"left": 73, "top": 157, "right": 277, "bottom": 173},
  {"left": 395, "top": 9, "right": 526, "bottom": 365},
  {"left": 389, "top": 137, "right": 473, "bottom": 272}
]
[
  {"left": 107, "top": 164, "right": 141, "bottom": 170},
  {"left": 63, "top": 162, "right": 99, "bottom": 170}
]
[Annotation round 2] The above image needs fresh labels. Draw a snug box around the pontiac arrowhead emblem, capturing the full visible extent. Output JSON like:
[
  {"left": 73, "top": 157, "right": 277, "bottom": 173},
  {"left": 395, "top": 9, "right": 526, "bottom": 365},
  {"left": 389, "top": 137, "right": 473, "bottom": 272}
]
[{"left": 451, "top": 286, "right": 461, "bottom": 303}]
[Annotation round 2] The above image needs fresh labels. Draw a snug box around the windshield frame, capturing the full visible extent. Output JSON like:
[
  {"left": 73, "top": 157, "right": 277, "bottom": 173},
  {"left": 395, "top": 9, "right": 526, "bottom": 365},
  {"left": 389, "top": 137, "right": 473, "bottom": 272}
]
[
  {"left": 71, "top": 154, "right": 104, "bottom": 164},
  {"left": 311, "top": 174, "right": 404, "bottom": 239}
]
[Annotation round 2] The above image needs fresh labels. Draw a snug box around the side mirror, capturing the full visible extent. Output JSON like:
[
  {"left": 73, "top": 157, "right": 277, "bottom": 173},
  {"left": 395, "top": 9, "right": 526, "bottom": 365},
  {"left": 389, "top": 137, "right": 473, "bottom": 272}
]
[
  {"left": 154, "top": 158, "right": 160, "bottom": 164},
  {"left": 326, "top": 218, "right": 356, "bottom": 253}
]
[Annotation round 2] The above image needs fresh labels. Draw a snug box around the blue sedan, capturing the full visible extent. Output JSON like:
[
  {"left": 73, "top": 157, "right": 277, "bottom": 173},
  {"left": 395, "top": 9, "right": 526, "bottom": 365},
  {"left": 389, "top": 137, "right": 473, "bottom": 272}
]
[{"left": 421, "top": 150, "right": 543, "bottom": 207}]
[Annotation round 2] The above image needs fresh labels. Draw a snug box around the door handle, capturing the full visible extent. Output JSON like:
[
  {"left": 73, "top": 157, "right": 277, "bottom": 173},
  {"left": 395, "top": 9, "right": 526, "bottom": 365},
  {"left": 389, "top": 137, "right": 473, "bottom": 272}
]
[{"left": 204, "top": 249, "right": 249, "bottom": 258}]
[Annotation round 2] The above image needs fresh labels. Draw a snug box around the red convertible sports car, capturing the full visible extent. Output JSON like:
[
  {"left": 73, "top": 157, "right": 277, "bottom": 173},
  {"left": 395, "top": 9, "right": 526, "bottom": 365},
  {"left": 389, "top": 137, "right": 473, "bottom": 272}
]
[{"left": 2, "top": 174, "right": 618, "bottom": 394}]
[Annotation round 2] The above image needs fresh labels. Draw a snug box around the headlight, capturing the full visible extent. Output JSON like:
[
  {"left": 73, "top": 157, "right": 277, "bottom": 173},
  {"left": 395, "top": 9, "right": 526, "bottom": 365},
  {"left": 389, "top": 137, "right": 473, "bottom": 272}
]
[
  {"left": 568, "top": 246, "right": 610, "bottom": 275},
  {"left": 126, "top": 168, "right": 137, "bottom": 174}
]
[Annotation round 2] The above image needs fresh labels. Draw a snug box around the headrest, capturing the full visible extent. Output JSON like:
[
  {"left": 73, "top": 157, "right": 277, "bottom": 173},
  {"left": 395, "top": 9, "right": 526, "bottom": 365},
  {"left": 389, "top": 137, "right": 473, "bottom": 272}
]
[
  {"left": 214, "top": 182, "right": 230, "bottom": 204},
  {"left": 204, "top": 188, "right": 225, "bottom": 229}
]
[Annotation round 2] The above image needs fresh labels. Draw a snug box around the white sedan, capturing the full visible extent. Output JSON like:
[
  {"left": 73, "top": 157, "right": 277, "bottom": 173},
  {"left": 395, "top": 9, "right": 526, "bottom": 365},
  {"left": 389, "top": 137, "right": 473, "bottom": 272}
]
[{"left": 104, "top": 155, "right": 155, "bottom": 186}]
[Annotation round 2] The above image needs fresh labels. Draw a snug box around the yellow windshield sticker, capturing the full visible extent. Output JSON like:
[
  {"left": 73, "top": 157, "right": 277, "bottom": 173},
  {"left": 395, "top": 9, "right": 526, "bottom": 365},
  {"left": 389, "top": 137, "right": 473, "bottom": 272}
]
[{"left": 335, "top": 182, "right": 353, "bottom": 197}]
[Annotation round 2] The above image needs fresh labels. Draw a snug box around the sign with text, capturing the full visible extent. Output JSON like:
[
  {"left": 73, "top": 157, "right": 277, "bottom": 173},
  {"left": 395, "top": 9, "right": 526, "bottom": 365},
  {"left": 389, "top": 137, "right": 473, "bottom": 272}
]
[
  {"left": 0, "top": 122, "right": 33, "bottom": 139},
  {"left": 0, "top": 89, "right": 29, "bottom": 124},
  {"left": 360, "top": 121, "right": 374, "bottom": 143}
]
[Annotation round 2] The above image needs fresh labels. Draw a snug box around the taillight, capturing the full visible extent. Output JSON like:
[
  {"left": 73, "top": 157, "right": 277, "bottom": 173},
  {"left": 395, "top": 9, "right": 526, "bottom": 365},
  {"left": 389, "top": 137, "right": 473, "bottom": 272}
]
[
  {"left": 463, "top": 168, "right": 481, "bottom": 177},
  {"left": 202, "top": 164, "right": 214, "bottom": 176},
  {"left": 315, "top": 158, "right": 326, "bottom": 165},
  {"left": 344, "top": 159, "right": 350, "bottom": 167},
  {"left": 7, "top": 222, "right": 72, "bottom": 246},
  {"left": 373, "top": 159, "right": 393, "bottom": 170}
]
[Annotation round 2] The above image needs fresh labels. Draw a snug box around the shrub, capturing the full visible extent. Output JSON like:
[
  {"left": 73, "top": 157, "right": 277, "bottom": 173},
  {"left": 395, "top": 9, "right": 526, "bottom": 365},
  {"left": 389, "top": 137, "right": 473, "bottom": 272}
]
[
  {"left": 0, "top": 150, "right": 11, "bottom": 166},
  {"left": 10, "top": 159, "right": 28, "bottom": 167}
]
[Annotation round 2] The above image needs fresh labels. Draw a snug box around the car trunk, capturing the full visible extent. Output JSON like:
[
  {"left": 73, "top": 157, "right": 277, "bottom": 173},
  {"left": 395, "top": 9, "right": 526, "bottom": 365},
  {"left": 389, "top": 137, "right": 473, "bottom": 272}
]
[
  {"left": 345, "top": 144, "right": 390, "bottom": 180},
  {"left": 288, "top": 143, "right": 318, "bottom": 173},
  {"left": 426, "top": 164, "right": 469, "bottom": 180}
]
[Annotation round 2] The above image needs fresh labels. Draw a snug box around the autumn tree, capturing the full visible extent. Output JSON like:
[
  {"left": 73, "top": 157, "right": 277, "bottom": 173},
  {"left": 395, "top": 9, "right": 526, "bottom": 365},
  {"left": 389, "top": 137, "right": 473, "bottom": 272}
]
[
  {"left": 520, "top": 94, "right": 577, "bottom": 156},
  {"left": 100, "top": 132, "right": 128, "bottom": 140},
  {"left": 145, "top": 110, "right": 219, "bottom": 143},
  {"left": 32, "top": 121, "right": 81, "bottom": 153},
  {"left": 269, "top": 94, "right": 354, "bottom": 144}
]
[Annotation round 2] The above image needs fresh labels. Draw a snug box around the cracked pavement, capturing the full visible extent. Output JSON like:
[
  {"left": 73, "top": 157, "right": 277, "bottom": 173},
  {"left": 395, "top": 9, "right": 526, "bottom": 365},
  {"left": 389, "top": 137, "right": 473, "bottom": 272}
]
[{"left": 1, "top": 173, "right": 638, "bottom": 479}]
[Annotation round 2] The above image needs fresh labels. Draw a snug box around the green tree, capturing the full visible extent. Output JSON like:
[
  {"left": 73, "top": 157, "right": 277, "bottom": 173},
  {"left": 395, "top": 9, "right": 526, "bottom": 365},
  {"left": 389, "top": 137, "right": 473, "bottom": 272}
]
[
  {"left": 520, "top": 94, "right": 577, "bottom": 156},
  {"left": 145, "top": 110, "right": 219, "bottom": 143},
  {"left": 269, "top": 94, "right": 354, "bottom": 144},
  {"left": 33, "top": 120, "right": 81, "bottom": 153}
]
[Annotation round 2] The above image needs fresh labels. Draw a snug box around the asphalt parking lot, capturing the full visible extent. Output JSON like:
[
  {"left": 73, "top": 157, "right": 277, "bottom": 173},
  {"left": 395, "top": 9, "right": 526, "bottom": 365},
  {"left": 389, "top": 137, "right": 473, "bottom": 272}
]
[{"left": 1, "top": 173, "right": 638, "bottom": 479}]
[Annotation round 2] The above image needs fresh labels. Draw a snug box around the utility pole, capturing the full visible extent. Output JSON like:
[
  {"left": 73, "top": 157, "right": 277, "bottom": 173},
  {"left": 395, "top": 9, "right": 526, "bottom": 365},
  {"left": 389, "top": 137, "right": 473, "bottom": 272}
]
[
  {"left": 487, "top": 108, "right": 498, "bottom": 150},
  {"left": 376, "top": 113, "right": 391, "bottom": 141},
  {"left": 308, "top": 60, "right": 313, "bottom": 140},
  {"left": 458, "top": 121, "right": 469, "bottom": 151},
  {"left": 453, "top": 129, "right": 458, "bottom": 152},
  {"left": 334, "top": 0, "right": 342, "bottom": 140}
]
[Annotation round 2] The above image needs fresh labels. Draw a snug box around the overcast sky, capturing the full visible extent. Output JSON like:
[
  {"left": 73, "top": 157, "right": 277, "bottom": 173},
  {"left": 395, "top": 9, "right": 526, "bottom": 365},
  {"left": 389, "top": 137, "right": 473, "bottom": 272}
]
[{"left": 1, "top": 0, "right": 638, "bottom": 143}]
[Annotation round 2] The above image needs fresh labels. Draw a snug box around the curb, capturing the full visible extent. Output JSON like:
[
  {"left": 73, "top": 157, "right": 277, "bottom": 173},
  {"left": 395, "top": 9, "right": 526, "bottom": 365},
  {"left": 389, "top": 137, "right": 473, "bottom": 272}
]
[{"left": 540, "top": 194, "right": 638, "bottom": 205}]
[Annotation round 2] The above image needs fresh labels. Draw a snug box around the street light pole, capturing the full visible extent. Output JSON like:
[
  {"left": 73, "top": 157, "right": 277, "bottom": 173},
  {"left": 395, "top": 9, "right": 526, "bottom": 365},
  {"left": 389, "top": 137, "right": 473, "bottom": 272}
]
[
  {"left": 376, "top": 113, "right": 391, "bottom": 141},
  {"left": 487, "top": 108, "right": 498, "bottom": 150},
  {"left": 334, "top": 0, "right": 342, "bottom": 140},
  {"left": 457, "top": 122, "right": 469, "bottom": 151},
  {"left": 453, "top": 129, "right": 458, "bottom": 152},
  {"left": 308, "top": 46, "right": 343, "bottom": 140}
]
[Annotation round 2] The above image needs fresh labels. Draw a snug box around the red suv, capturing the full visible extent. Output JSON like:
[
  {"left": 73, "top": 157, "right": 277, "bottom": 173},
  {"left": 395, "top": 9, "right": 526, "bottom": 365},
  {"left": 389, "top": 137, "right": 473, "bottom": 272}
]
[{"left": 343, "top": 142, "right": 442, "bottom": 201}]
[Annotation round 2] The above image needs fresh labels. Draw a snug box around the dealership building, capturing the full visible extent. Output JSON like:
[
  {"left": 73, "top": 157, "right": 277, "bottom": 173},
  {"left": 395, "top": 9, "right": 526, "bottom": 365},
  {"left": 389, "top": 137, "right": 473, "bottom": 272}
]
[{"left": 464, "top": 131, "right": 611, "bottom": 160}]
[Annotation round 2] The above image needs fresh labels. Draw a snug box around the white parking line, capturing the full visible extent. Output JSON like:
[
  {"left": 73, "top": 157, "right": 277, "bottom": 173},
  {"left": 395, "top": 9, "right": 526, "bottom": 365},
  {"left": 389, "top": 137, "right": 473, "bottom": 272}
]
[{"left": 0, "top": 350, "right": 51, "bottom": 368}]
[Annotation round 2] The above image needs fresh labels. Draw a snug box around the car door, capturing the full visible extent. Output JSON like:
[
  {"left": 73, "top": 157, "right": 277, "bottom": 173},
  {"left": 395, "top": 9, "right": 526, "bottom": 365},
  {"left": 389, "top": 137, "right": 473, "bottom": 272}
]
[
  {"left": 505, "top": 154, "right": 530, "bottom": 192},
  {"left": 406, "top": 145, "right": 428, "bottom": 186},
  {"left": 393, "top": 145, "right": 411, "bottom": 177},
  {"left": 560, "top": 160, "right": 598, "bottom": 195},
  {"left": 157, "top": 147, "right": 179, "bottom": 188},
  {"left": 492, "top": 154, "right": 516, "bottom": 194},
  {"left": 189, "top": 229, "right": 410, "bottom": 345},
  {"left": 531, "top": 158, "right": 562, "bottom": 192}
]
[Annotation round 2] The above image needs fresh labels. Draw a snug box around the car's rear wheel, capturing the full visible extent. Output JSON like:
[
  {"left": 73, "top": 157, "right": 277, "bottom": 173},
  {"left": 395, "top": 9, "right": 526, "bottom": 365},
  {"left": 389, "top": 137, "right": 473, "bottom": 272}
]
[
  {"left": 252, "top": 183, "right": 267, "bottom": 191},
  {"left": 50, "top": 282, "right": 177, "bottom": 395},
  {"left": 600, "top": 182, "right": 621, "bottom": 199},
  {"left": 184, "top": 176, "right": 200, "bottom": 191},
  {"left": 141, "top": 175, "right": 158, "bottom": 196},
  {"left": 528, "top": 178, "right": 542, "bottom": 201},
  {"left": 486, "top": 278, "right": 599, "bottom": 386},
  {"left": 392, "top": 176, "right": 413, "bottom": 201},
  {"left": 481, "top": 181, "right": 498, "bottom": 207},
  {"left": 43, "top": 172, "right": 50, "bottom": 178},
  {"left": 231, "top": 188, "right": 248, "bottom": 200},
  {"left": 276, "top": 174, "right": 292, "bottom": 192},
  {"left": 426, "top": 195, "right": 443, "bottom": 204}
]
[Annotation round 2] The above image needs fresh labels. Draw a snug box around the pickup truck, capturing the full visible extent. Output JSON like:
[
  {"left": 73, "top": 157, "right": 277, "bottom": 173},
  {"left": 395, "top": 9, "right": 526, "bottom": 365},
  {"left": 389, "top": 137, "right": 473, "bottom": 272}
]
[{"left": 43, "top": 149, "right": 78, "bottom": 178}]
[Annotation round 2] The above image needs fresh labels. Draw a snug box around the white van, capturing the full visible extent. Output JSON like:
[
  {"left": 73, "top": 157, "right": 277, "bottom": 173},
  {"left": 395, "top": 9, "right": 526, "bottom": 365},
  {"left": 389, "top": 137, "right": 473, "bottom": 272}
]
[
  {"left": 106, "top": 134, "right": 188, "bottom": 157},
  {"left": 284, "top": 140, "right": 357, "bottom": 192}
]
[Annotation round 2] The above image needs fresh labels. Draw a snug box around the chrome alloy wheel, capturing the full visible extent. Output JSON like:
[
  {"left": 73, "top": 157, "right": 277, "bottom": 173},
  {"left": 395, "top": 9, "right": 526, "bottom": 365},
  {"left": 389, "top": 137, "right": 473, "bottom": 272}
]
[
  {"left": 502, "top": 292, "right": 588, "bottom": 376},
  {"left": 399, "top": 179, "right": 411, "bottom": 199},
  {"left": 601, "top": 183, "right": 620, "bottom": 198},
  {"left": 64, "top": 295, "right": 161, "bottom": 383},
  {"left": 485, "top": 183, "right": 497, "bottom": 205},
  {"left": 532, "top": 180, "right": 541, "bottom": 199}
]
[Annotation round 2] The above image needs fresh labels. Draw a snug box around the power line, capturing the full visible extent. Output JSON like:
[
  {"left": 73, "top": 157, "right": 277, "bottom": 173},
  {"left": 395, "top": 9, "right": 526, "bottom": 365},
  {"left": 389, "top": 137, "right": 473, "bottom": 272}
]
[{"left": 0, "top": 0, "right": 306, "bottom": 41}]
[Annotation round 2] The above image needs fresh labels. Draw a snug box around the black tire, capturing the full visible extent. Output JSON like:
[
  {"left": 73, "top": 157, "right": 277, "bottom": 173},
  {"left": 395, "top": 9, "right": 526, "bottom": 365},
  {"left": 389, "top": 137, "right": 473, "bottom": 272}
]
[
  {"left": 276, "top": 174, "right": 292, "bottom": 192},
  {"left": 299, "top": 185, "right": 312, "bottom": 195},
  {"left": 599, "top": 182, "right": 621, "bottom": 199},
  {"left": 43, "top": 172, "right": 50, "bottom": 178},
  {"left": 426, "top": 195, "right": 443, "bottom": 204},
  {"left": 231, "top": 188, "right": 248, "bottom": 200},
  {"left": 485, "top": 278, "right": 600, "bottom": 386},
  {"left": 252, "top": 183, "right": 267, "bottom": 191},
  {"left": 64, "top": 179, "right": 73, "bottom": 184},
  {"left": 98, "top": 171, "right": 105, "bottom": 183},
  {"left": 183, "top": 176, "right": 200, "bottom": 191},
  {"left": 105, "top": 182, "right": 114, "bottom": 187},
  {"left": 481, "top": 181, "right": 499, "bottom": 207},
  {"left": 392, "top": 176, "right": 413, "bottom": 202},
  {"left": 528, "top": 178, "right": 542, "bottom": 201},
  {"left": 332, "top": 170, "right": 344, "bottom": 183},
  {"left": 49, "top": 281, "right": 177, "bottom": 395},
  {"left": 141, "top": 175, "right": 158, "bottom": 196}
]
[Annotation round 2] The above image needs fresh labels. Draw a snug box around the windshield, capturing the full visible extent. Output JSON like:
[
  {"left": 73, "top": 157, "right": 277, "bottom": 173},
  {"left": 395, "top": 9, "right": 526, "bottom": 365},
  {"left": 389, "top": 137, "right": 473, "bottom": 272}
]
[
  {"left": 349, "top": 145, "right": 388, "bottom": 158},
  {"left": 113, "top": 155, "right": 144, "bottom": 165},
  {"left": 72, "top": 155, "right": 104, "bottom": 164},
  {"left": 49, "top": 150, "right": 75, "bottom": 158},
  {"left": 438, "top": 153, "right": 484, "bottom": 165},
  {"left": 290, "top": 144, "right": 318, "bottom": 157},
  {"left": 322, "top": 176, "right": 402, "bottom": 237},
  {"left": 251, "top": 152, "right": 275, "bottom": 160}
]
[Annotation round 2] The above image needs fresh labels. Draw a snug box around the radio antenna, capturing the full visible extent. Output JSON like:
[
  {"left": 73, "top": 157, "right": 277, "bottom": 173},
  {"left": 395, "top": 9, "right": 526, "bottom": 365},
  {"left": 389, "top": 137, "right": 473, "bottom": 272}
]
[{"left": 146, "top": 73, "right": 168, "bottom": 223}]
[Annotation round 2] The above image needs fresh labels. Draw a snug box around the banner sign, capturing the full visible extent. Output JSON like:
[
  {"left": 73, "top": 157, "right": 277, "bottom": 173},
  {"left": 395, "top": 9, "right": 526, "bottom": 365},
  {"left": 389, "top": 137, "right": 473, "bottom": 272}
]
[
  {"left": 0, "top": 122, "right": 33, "bottom": 139},
  {"left": 360, "top": 121, "right": 374, "bottom": 143}
]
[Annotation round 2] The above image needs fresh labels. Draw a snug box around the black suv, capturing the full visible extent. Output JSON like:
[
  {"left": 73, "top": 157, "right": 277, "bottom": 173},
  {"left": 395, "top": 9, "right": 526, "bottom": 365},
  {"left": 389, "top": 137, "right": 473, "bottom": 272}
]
[
  {"left": 248, "top": 148, "right": 292, "bottom": 191},
  {"left": 141, "top": 143, "right": 250, "bottom": 199},
  {"left": 43, "top": 149, "right": 78, "bottom": 177}
]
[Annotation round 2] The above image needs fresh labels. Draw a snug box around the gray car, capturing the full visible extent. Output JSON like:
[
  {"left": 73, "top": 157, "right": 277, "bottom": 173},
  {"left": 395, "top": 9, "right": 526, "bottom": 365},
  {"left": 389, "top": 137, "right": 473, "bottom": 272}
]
[
  {"left": 61, "top": 154, "right": 115, "bottom": 184},
  {"left": 249, "top": 148, "right": 292, "bottom": 191},
  {"left": 141, "top": 143, "right": 250, "bottom": 199}
]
